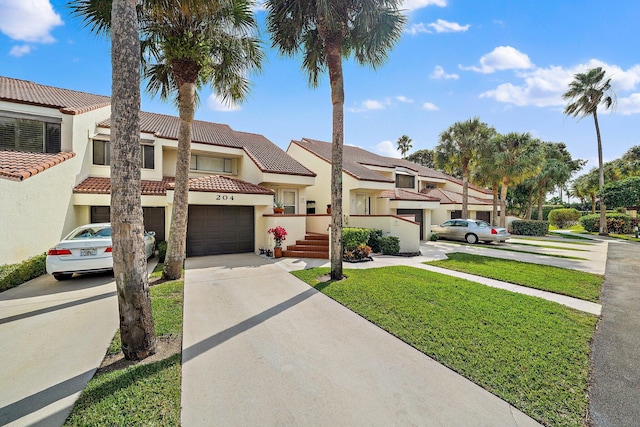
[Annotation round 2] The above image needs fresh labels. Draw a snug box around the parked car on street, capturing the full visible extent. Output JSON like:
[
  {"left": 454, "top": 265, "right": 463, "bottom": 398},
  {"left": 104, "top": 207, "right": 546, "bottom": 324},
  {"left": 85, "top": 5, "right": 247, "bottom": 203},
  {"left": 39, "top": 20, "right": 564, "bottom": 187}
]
[
  {"left": 431, "top": 219, "right": 510, "bottom": 244},
  {"left": 46, "top": 223, "right": 156, "bottom": 280}
]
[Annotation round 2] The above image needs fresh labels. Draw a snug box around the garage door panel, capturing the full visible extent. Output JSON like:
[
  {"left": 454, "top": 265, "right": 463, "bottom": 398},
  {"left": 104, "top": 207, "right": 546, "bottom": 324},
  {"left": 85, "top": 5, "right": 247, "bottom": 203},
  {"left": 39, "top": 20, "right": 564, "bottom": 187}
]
[{"left": 187, "top": 205, "right": 254, "bottom": 256}]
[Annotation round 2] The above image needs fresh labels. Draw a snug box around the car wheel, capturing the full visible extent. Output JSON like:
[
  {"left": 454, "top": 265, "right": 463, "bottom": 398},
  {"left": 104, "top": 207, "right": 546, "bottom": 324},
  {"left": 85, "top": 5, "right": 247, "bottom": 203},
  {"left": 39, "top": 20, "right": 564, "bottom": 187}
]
[
  {"left": 53, "top": 273, "right": 73, "bottom": 281},
  {"left": 465, "top": 233, "right": 478, "bottom": 244}
]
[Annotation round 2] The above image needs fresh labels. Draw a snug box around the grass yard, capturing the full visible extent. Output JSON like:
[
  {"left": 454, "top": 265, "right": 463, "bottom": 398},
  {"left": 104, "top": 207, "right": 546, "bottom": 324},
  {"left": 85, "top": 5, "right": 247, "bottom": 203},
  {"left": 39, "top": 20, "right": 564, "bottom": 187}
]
[
  {"left": 426, "top": 253, "right": 603, "bottom": 302},
  {"left": 293, "top": 266, "right": 596, "bottom": 427},
  {"left": 65, "top": 277, "right": 183, "bottom": 426}
]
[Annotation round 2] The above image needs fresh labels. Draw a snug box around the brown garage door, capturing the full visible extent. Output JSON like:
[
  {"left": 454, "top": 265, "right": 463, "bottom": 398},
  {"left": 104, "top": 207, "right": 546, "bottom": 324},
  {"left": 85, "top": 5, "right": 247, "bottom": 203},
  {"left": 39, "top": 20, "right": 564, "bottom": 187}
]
[
  {"left": 187, "top": 205, "right": 254, "bottom": 257},
  {"left": 91, "top": 206, "right": 165, "bottom": 242},
  {"left": 396, "top": 209, "right": 424, "bottom": 240}
]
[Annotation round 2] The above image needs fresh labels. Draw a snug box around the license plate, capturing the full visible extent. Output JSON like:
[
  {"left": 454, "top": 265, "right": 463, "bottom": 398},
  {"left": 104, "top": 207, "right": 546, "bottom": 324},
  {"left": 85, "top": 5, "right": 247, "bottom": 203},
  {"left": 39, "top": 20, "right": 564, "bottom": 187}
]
[{"left": 80, "top": 248, "right": 97, "bottom": 256}]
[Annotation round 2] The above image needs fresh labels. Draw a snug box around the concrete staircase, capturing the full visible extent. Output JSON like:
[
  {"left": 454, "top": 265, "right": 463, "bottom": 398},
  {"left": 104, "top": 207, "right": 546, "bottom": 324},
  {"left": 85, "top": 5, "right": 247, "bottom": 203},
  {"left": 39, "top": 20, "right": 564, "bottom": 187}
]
[{"left": 283, "top": 233, "right": 329, "bottom": 259}]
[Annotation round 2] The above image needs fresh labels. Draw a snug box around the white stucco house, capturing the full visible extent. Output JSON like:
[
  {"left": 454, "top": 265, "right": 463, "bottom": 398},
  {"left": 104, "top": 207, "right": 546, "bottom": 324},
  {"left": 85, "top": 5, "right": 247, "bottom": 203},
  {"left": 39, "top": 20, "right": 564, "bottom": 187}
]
[{"left": 0, "top": 76, "right": 318, "bottom": 265}]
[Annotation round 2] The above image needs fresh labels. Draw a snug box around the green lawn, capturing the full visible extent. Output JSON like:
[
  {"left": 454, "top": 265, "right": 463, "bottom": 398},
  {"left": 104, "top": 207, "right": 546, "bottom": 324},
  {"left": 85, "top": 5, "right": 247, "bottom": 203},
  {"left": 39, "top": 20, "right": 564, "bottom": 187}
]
[
  {"left": 426, "top": 253, "right": 603, "bottom": 302},
  {"left": 65, "top": 278, "right": 183, "bottom": 426},
  {"left": 293, "top": 266, "right": 596, "bottom": 427}
]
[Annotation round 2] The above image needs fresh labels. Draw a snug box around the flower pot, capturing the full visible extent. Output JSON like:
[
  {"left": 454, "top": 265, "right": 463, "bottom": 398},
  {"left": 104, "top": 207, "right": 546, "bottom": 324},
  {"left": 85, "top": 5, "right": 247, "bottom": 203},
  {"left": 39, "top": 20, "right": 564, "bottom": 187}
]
[
  {"left": 326, "top": 205, "right": 331, "bottom": 214},
  {"left": 274, "top": 207, "right": 284, "bottom": 214},
  {"left": 274, "top": 247, "right": 283, "bottom": 258}
]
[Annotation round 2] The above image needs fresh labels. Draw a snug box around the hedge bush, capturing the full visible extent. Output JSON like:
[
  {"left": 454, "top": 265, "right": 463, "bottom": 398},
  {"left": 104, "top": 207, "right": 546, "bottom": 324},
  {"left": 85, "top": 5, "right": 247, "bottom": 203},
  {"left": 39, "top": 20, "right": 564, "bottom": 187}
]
[
  {"left": 548, "top": 208, "right": 581, "bottom": 229},
  {"left": 380, "top": 236, "right": 400, "bottom": 255},
  {"left": 343, "top": 228, "right": 371, "bottom": 251},
  {"left": 367, "top": 229, "right": 383, "bottom": 253},
  {"left": 157, "top": 241, "right": 168, "bottom": 263},
  {"left": 0, "top": 253, "right": 47, "bottom": 292},
  {"left": 580, "top": 213, "right": 634, "bottom": 234},
  {"left": 511, "top": 220, "right": 549, "bottom": 236},
  {"left": 541, "top": 205, "right": 565, "bottom": 221}
]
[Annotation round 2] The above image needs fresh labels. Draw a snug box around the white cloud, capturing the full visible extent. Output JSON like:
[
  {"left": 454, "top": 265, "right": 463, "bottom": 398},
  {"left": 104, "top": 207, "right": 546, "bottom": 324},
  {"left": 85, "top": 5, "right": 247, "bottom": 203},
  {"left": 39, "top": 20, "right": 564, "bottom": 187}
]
[
  {"left": 480, "top": 60, "right": 640, "bottom": 113},
  {"left": 401, "top": 0, "right": 447, "bottom": 11},
  {"left": 396, "top": 95, "right": 414, "bottom": 103},
  {"left": 9, "top": 44, "right": 32, "bottom": 57},
  {"left": 431, "top": 65, "right": 459, "bottom": 80},
  {"left": 207, "top": 94, "right": 241, "bottom": 112},
  {"left": 406, "top": 23, "right": 430, "bottom": 35},
  {"left": 462, "top": 46, "right": 533, "bottom": 74},
  {"left": 349, "top": 98, "right": 388, "bottom": 113},
  {"left": 375, "top": 140, "right": 401, "bottom": 158},
  {"left": 422, "top": 102, "right": 439, "bottom": 111},
  {"left": 428, "top": 19, "right": 470, "bottom": 33},
  {"left": 0, "top": 0, "right": 62, "bottom": 43}
]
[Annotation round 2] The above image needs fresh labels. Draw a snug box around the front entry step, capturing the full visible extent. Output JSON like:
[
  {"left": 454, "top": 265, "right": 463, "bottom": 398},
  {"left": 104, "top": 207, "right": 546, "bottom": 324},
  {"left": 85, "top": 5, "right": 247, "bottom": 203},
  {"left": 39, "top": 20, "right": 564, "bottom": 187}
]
[{"left": 282, "top": 233, "right": 329, "bottom": 259}]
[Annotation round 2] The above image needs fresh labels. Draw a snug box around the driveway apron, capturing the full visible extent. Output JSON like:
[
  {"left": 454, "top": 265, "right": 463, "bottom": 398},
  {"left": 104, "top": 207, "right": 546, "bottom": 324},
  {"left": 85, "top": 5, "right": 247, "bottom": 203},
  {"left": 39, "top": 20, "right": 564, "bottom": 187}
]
[
  {"left": 589, "top": 241, "right": 640, "bottom": 426},
  {"left": 0, "top": 273, "right": 119, "bottom": 426},
  {"left": 181, "top": 254, "right": 540, "bottom": 426}
]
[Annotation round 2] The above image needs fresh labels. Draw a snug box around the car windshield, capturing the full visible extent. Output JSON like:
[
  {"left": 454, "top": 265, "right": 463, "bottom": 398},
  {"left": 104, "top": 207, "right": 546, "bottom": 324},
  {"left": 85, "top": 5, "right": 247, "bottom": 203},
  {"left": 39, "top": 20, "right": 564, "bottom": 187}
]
[{"left": 66, "top": 226, "right": 112, "bottom": 240}]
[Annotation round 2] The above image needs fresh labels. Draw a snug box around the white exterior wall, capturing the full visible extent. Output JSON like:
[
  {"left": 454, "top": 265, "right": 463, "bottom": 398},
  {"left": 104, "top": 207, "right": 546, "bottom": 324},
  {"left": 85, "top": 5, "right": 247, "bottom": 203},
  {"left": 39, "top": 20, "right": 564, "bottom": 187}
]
[
  {"left": 287, "top": 144, "right": 333, "bottom": 213},
  {"left": 348, "top": 215, "right": 420, "bottom": 253},
  {"left": 261, "top": 215, "right": 307, "bottom": 252}
]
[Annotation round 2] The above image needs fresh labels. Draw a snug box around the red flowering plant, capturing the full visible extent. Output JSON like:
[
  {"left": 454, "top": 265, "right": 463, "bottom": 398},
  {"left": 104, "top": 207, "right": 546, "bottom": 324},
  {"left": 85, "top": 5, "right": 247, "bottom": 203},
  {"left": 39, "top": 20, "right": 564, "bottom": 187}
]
[{"left": 267, "top": 226, "right": 287, "bottom": 248}]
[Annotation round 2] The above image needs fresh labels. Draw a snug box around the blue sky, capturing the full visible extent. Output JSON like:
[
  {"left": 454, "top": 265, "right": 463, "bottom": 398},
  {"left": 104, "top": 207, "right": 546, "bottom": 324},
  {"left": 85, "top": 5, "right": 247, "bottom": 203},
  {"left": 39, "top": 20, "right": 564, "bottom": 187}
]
[{"left": 1, "top": 0, "right": 639, "bottom": 176}]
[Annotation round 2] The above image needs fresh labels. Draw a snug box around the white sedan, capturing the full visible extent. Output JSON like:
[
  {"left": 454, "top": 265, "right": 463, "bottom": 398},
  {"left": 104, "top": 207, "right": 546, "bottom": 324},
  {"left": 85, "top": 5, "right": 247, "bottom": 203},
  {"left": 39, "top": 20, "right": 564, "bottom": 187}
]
[
  {"left": 431, "top": 219, "right": 510, "bottom": 244},
  {"left": 46, "top": 223, "right": 156, "bottom": 281}
]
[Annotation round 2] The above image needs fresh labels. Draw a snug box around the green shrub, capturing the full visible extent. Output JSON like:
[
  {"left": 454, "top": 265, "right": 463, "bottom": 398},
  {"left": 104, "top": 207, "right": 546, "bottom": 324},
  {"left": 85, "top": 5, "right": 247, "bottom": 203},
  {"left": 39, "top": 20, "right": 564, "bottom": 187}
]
[
  {"left": 344, "top": 244, "right": 373, "bottom": 262},
  {"left": 429, "top": 232, "right": 439, "bottom": 241},
  {"left": 541, "top": 205, "right": 565, "bottom": 221},
  {"left": 0, "top": 254, "right": 47, "bottom": 292},
  {"left": 548, "top": 208, "right": 581, "bottom": 229},
  {"left": 580, "top": 213, "right": 634, "bottom": 234},
  {"left": 343, "top": 228, "right": 371, "bottom": 251},
  {"left": 511, "top": 220, "right": 549, "bottom": 236},
  {"left": 157, "top": 241, "right": 168, "bottom": 263},
  {"left": 367, "top": 229, "right": 383, "bottom": 253},
  {"left": 380, "top": 236, "right": 400, "bottom": 255}
]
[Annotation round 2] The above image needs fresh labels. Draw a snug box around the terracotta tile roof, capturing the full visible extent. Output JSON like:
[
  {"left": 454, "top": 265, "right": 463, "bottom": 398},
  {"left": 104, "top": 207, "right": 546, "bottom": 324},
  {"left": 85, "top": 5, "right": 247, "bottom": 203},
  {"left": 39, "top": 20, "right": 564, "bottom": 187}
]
[
  {"left": 74, "top": 176, "right": 174, "bottom": 195},
  {"left": 0, "top": 150, "right": 76, "bottom": 181},
  {"left": 379, "top": 189, "right": 441, "bottom": 202},
  {"left": 98, "top": 112, "right": 315, "bottom": 177},
  {"left": 0, "top": 76, "right": 110, "bottom": 114},
  {"left": 167, "top": 175, "right": 274, "bottom": 194},
  {"left": 422, "top": 188, "right": 492, "bottom": 205},
  {"left": 293, "top": 138, "right": 491, "bottom": 194}
]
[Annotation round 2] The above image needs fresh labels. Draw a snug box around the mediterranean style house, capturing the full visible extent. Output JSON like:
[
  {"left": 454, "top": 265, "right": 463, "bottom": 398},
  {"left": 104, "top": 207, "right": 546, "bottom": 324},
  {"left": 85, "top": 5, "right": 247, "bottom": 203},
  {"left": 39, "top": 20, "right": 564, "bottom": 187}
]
[{"left": 1, "top": 76, "right": 493, "bottom": 265}]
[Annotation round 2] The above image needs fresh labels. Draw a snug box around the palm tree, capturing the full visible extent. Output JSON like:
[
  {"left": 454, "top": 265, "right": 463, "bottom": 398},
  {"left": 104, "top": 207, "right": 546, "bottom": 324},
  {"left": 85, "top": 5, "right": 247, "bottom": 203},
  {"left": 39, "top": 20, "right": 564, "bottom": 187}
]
[
  {"left": 265, "top": 0, "right": 405, "bottom": 280},
  {"left": 472, "top": 137, "right": 504, "bottom": 226},
  {"left": 108, "top": 0, "right": 156, "bottom": 360},
  {"left": 396, "top": 135, "right": 412, "bottom": 158},
  {"left": 435, "top": 118, "right": 495, "bottom": 219},
  {"left": 563, "top": 66, "right": 616, "bottom": 234},
  {"left": 493, "top": 132, "right": 541, "bottom": 228},
  {"left": 71, "top": 0, "right": 263, "bottom": 280}
]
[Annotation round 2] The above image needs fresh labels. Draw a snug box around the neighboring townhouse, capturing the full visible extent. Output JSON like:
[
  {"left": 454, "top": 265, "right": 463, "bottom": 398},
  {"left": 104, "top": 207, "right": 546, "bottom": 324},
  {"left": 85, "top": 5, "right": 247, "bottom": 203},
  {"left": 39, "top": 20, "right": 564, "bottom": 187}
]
[
  {"left": 287, "top": 138, "right": 494, "bottom": 247},
  {"left": 1, "top": 76, "right": 316, "bottom": 264}
]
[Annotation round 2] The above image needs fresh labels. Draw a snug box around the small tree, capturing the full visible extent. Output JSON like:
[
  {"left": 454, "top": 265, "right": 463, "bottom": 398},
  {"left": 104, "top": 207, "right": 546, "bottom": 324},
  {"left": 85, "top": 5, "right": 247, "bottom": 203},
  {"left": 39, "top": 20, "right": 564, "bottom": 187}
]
[{"left": 548, "top": 208, "right": 581, "bottom": 229}]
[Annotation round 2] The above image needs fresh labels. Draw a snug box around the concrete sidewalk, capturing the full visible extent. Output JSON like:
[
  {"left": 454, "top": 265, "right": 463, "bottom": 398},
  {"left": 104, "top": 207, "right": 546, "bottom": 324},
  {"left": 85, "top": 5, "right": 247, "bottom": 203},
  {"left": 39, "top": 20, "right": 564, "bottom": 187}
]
[{"left": 181, "top": 254, "right": 541, "bottom": 426}]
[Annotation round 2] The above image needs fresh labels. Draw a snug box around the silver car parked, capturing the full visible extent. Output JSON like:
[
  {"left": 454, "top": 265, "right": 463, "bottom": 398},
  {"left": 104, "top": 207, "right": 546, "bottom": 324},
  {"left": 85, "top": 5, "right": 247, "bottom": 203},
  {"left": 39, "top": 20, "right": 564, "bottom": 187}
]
[{"left": 431, "top": 219, "right": 510, "bottom": 244}]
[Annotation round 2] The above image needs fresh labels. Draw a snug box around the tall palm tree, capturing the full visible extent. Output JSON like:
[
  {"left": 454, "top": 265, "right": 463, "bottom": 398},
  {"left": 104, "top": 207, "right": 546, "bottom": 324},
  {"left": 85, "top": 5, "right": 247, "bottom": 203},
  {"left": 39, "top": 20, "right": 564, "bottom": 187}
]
[
  {"left": 493, "top": 132, "right": 541, "bottom": 228},
  {"left": 435, "top": 118, "right": 495, "bottom": 219},
  {"left": 108, "top": 0, "right": 156, "bottom": 360},
  {"left": 265, "top": 0, "right": 405, "bottom": 280},
  {"left": 71, "top": 0, "right": 263, "bottom": 280},
  {"left": 396, "top": 135, "right": 412, "bottom": 158},
  {"left": 563, "top": 66, "right": 616, "bottom": 234},
  {"left": 472, "top": 136, "right": 504, "bottom": 226}
]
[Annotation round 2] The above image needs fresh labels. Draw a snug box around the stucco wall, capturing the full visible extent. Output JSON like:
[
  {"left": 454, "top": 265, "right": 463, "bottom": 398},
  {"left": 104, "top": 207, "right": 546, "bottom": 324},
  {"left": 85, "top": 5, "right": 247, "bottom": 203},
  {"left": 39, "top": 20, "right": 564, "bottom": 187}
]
[
  {"left": 287, "top": 143, "right": 333, "bottom": 212},
  {"left": 261, "top": 215, "right": 307, "bottom": 252},
  {"left": 348, "top": 215, "right": 420, "bottom": 253}
]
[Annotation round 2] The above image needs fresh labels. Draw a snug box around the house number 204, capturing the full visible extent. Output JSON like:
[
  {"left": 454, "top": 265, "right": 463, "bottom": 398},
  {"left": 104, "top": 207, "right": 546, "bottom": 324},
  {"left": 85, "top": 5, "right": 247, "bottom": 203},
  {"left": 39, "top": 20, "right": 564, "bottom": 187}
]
[{"left": 216, "top": 195, "right": 234, "bottom": 201}]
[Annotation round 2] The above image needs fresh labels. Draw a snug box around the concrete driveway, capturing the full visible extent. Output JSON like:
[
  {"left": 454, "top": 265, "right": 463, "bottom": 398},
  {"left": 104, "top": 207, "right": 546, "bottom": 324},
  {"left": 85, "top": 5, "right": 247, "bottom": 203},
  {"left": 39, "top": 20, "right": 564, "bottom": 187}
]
[
  {"left": 181, "top": 254, "right": 541, "bottom": 426},
  {"left": 1, "top": 272, "right": 120, "bottom": 426}
]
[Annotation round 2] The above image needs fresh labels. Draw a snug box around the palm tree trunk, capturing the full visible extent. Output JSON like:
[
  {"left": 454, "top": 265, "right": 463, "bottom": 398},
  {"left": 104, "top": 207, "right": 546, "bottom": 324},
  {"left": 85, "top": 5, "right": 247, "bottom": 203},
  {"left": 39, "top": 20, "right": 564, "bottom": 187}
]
[
  {"left": 499, "top": 176, "right": 509, "bottom": 228},
  {"left": 537, "top": 189, "right": 545, "bottom": 220},
  {"left": 492, "top": 184, "right": 498, "bottom": 226},
  {"left": 326, "top": 39, "right": 344, "bottom": 281},
  {"left": 163, "top": 80, "right": 196, "bottom": 280},
  {"left": 110, "top": 0, "right": 156, "bottom": 361},
  {"left": 461, "top": 164, "right": 469, "bottom": 219},
  {"left": 593, "top": 111, "right": 608, "bottom": 234},
  {"left": 591, "top": 193, "right": 596, "bottom": 214}
]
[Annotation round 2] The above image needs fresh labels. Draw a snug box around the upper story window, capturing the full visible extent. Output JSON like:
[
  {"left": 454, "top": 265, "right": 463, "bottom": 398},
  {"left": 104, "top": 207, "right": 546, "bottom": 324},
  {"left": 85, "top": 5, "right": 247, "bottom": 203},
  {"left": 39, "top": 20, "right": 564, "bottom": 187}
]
[
  {"left": 191, "top": 155, "right": 233, "bottom": 173},
  {"left": 0, "top": 115, "right": 61, "bottom": 153},
  {"left": 395, "top": 174, "right": 415, "bottom": 189},
  {"left": 93, "top": 139, "right": 154, "bottom": 169}
]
